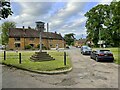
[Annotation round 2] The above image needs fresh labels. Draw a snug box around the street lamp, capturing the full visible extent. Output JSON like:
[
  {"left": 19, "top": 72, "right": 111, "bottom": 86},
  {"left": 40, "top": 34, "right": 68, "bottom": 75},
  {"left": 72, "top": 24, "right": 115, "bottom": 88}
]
[{"left": 36, "top": 21, "right": 45, "bottom": 52}]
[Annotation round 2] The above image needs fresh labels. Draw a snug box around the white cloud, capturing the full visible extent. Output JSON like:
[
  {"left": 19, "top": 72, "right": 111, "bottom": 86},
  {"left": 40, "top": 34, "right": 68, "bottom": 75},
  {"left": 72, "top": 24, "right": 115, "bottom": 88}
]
[
  {"left": 49, "top": 2, "right": 87, "bottom": 33},
  {"left": 1, "top": 2, "right": 54, "bottom": 28},
  {"left": 20, "top": 2, "right": 54, "bottom": 16},
  {"left": 98, "top": 0, "right": 113, "bottom": 4},
  {"left": 1, "top": 0, "right": 113, "bottom": 39}
]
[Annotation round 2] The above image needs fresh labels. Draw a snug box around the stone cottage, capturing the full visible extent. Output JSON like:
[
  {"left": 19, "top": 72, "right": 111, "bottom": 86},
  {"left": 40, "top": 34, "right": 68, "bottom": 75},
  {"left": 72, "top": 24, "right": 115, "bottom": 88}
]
[{"left": 8, "top": 28, "right": 65, "bottom": 50}]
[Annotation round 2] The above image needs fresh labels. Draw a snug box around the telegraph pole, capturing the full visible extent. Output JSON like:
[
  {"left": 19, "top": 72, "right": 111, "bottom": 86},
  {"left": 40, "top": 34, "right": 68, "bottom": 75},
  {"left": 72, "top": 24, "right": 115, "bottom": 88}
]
[{"left": 99, "top": 28, "right": 101, "bottom": 48}]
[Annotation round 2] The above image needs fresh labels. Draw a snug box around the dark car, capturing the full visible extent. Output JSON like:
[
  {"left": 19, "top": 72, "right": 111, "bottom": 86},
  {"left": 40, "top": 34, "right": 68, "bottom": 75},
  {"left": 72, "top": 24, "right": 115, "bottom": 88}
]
[
  {"left": 90, "top": 50, "right": 114, "bottom": 62},
  {"left": 66, "top": 46, "right": 69, "bottom": 49},
  {"left": 76, "top": 46, "right": 81, "bottom": 48},
  {"left": 81, "top": 46, "right": 92, "bottom": 55},
  {"left": 0, "top": 45, "right": 5, "bottom": 50}
]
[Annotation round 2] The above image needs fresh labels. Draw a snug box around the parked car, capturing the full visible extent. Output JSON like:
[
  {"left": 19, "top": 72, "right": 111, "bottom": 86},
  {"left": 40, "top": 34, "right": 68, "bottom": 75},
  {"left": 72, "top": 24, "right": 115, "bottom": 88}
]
[
  {"left": 66, "top": 46, "right": 69, "bottom": 49},
  {"left": 90, "top": 49, "right": 114, "bottom": 62},
  {"left": 0, "top": 45, "right": 5, "bottom": 50},
  {"left": 76, "top": 46, "right": 81, "bottom": 48},
  {"left": 81, "top": 46, "right": 92, "bottom": 55}
]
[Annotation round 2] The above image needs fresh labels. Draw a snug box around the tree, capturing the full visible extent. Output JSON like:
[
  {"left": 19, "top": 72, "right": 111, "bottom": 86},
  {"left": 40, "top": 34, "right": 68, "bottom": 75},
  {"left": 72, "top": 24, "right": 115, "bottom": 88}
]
[
  {"left": 109, "top": 1, "right": 120, "bottom": 46},
  {"left": 0, "top": 0, "right": 13, "bottom": 20},
  {"left": 1, "top": 21, "right": 16, "bottom": 45},
  {"left": 85, "top": 1, "right": 120, "bottom": 47},
  {"left": 64, "top": 33, "right": 75, "bottom": 46},
  {"left": 85, "top": 4, "right": 110, "bottom": 47}
]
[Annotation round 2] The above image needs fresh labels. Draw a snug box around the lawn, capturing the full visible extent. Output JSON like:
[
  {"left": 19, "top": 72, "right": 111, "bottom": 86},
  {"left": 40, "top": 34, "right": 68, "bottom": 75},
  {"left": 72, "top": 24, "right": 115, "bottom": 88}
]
[
  {"left": 92, "top": 47, "right": 119, "bottom": 64},
  {"left": 0, "top": 51, "right": 72, "bottom": 72}
]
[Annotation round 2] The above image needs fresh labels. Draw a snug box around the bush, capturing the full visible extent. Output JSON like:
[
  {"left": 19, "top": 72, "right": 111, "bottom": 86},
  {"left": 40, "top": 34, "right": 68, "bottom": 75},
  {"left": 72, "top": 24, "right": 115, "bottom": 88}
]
[
  {"left": 32, "top": 48, "right": 35, "bottom": 50},
  {"left": 42, "top": 46, "right": 47, "bottom": 50},
  {"left": 37, "top": 44, "right": 40, "bottom": 48},
  {"left": 37, "top": 44, "right": 47, "bottom": 50},
  {"left": 25, "top": 45, "right": 32, "bottom": 49},
  {"left": 9, "top": 49, "right": 14, "bottom": 51}
]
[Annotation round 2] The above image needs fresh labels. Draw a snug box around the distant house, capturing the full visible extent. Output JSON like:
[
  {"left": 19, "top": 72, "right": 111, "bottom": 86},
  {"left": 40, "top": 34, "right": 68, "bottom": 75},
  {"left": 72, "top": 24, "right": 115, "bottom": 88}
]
[
  {"left": 8, "top": 28, "right": 65, "bottom": 50},
  {"left": 74, "top": 39, "right": 94, "bottom": 47},
  {"left": 74, "top": 39, "right": 86, "bottom": 47}
]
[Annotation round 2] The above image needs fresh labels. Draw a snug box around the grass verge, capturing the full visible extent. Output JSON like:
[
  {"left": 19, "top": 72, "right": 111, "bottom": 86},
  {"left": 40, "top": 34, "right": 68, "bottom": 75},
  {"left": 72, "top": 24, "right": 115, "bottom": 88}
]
[
  {"left": 0, "top": 51, "right": 72, "bottom": 73},
  {"left": 92, "top": 47, "right": 119, "bottom": 64}
]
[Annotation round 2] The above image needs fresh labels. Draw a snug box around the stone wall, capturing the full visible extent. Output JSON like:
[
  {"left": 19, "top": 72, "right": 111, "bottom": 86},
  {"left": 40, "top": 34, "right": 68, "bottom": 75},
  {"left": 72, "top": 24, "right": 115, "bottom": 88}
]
[{"left": 8, "top": 37, "right": 65, "bottom": 50}]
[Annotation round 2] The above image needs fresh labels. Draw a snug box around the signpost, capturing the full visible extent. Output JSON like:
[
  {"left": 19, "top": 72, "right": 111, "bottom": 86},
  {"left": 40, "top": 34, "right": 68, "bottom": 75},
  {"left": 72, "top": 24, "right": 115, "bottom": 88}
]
[{"left": 97, "top": 40, "right": 105, "bottom": 47}]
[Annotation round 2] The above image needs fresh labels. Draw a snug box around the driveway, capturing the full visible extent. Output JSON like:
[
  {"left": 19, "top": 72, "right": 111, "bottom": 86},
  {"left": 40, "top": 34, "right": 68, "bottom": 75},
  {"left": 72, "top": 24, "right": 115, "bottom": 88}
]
[{"left": 1, "top": 47, "right": 118, "bottom": 88}]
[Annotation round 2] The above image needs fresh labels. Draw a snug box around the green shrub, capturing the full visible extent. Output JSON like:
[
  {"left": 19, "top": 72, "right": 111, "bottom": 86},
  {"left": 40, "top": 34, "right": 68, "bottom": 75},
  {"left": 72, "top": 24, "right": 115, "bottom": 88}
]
[
  {"left": 25, "top": 45, "right": 32, "bottom": 49},
  {"left": 32, "top": 48, "right": 35, "bottom": 50},
  {"left": 9, "top": 49, "right": 14, "bottom": 51},
  {"left": 37, "top": 44, "right": 47, "bottom": 50},
  {"left": 42, "top": 46, "right": 47, "bottom": 50},
  {"left": 37, "top": 44, "right": 40, "bottom": 48}
]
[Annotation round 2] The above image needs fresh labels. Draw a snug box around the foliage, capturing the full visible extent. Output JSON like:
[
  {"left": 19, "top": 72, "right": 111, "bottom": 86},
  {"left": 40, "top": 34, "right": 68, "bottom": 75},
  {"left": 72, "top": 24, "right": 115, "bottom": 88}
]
[
  {"left": 0, "top": 26, "right": 1, "bottom": 44},
  {"left": 0, "top": 0, "right": 13, "bottom": 20},
  {"left": 37, "top": 44, "right": 47, "bottom": 50},
  {"left": 1, "top": 21, "right": 16, "bottom": 45},
  {"left": 0, "top": 51, "right": 72, "bottom": 71},
  {"left": 85, "top": 1, "right": 120, "bottom": 47},
  {"left": 64, "top": 33, "right": 75, "bottom": 46},
  {"left": 110, "top": 1, "right": 120, "bottom": 46},
  {"left": 25, "top": 45, "right": 32, "bottom": 49}
]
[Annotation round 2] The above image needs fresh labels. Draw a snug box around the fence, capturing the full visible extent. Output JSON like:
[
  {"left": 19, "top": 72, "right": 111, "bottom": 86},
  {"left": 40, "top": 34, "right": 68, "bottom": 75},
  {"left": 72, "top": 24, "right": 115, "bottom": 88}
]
[{"left": 1, "top": 51, "right": 67, "bottom": 65}]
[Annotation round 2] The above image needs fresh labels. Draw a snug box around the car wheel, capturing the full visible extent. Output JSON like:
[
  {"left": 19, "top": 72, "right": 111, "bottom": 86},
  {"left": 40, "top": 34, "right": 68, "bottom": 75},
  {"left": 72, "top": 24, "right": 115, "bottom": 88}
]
[
  {"left": 90, "top": 56, "right": 92, "bottom": 59},
  {"left": 81, "top": 52, "right": 83, "bottom": 55},
  {"left": 111, "top": 60, "right": 114, "bottom": 62},
  {"left": 95, "top": 57, "right": 99, "bottom": 62}
]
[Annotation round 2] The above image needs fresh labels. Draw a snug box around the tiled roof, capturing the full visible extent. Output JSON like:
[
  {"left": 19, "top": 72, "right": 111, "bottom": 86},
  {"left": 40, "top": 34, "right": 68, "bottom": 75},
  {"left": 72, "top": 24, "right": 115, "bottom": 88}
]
[
  {"left": 76, "top": 39, "right": 86, "bottom": 42},
  {"left": 9, "top": 28, "right": 64, "bottom": 40}
]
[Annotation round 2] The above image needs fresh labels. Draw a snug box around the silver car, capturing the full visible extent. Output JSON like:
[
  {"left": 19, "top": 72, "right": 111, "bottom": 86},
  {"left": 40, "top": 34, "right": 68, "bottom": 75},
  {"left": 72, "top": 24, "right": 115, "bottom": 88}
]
[{"left": 81, "top": 46, "right": 92, "bottom": 55}]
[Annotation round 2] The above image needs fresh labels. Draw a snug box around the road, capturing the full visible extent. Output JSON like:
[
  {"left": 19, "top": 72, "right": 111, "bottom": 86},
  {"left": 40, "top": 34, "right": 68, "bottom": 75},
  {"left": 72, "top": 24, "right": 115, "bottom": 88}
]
[{"left": 1, "top": 47, "right": 118, "bottom": 88}]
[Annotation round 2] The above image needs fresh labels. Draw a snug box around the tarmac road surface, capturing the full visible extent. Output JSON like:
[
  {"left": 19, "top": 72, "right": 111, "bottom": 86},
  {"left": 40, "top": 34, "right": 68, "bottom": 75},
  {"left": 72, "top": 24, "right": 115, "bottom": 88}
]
[{"left": 1, "top": 47, "right": 118, "bottom": 88}]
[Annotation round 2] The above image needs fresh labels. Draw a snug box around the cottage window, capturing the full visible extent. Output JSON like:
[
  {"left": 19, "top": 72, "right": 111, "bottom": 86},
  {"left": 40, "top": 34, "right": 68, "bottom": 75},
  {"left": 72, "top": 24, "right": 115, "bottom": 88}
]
[
  {"left": 15, "top": 38, "right": 20, "bottom": 41},
  {"left": 15, "top": 43, "right": 20, "bottom": 47},
  {"left": 30, "top": 38, "right": 34, "bottom": 41},
  {"left": 50, "top": 44, "right": 52, "bottom": 47},
  {"left": 30, "top": 44, "right": 34, "bottom": 47}
]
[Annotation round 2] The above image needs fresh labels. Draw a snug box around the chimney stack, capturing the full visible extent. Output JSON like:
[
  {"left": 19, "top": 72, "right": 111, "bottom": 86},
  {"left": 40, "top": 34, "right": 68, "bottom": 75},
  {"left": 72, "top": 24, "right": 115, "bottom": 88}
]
[
  {"left": 23, "top": 26, "right": 25, "bottom": 29},
  {"left": 28, "top": 26, "right": 31, "bottom": 29},
  {"left": 55, "top": 31, "right": 57, "bottom": 34}
]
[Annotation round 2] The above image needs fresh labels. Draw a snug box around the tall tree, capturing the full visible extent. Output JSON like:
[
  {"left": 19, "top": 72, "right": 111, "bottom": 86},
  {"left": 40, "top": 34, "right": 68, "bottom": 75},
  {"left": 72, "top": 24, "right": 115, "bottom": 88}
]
[
  {"left": 85, "top": 1, "right": 120, "bottom": 47},
  {"left": 64, "top": 33, "right": 75, "bottom": 46},
  {"left": 110, "top": 1, "right": 120, "bottom": 46},
  {"left": 0, "top": 0, "right": 13, "bottom": 20},
  {"left": 85, "top": 4, "right": 110, "bottom": 46},
  {"left": 1, "top": 21, "right": 16, "bottom": 45}
]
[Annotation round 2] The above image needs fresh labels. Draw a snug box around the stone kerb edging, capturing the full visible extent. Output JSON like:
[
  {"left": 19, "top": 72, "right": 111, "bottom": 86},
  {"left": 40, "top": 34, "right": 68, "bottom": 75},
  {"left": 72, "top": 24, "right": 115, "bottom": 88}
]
[{"left": 1, "top": 62, "right": 72, "bottom": 75}]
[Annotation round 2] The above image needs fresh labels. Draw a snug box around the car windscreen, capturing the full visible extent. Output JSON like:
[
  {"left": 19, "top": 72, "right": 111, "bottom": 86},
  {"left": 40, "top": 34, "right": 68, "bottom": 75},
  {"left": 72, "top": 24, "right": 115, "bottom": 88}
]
[
  {"left": 99, "top": 50, "right": 110, "bottom": 53},
  {"left": 83, "top": 46, "right": 91, "bottom": 50}
]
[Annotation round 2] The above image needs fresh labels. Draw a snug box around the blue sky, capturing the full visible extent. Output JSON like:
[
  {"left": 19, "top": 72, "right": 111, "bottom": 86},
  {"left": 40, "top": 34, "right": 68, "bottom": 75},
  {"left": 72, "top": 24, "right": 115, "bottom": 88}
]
[{"left": 0, "top": 0, "right": 112, "bottom": 39}]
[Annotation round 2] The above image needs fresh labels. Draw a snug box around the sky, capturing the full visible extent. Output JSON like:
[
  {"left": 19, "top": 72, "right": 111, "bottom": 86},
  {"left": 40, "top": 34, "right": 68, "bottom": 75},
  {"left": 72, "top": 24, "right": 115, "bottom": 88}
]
[{"left": 0, "top": 0, "right": 112, "bottom": 39}]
